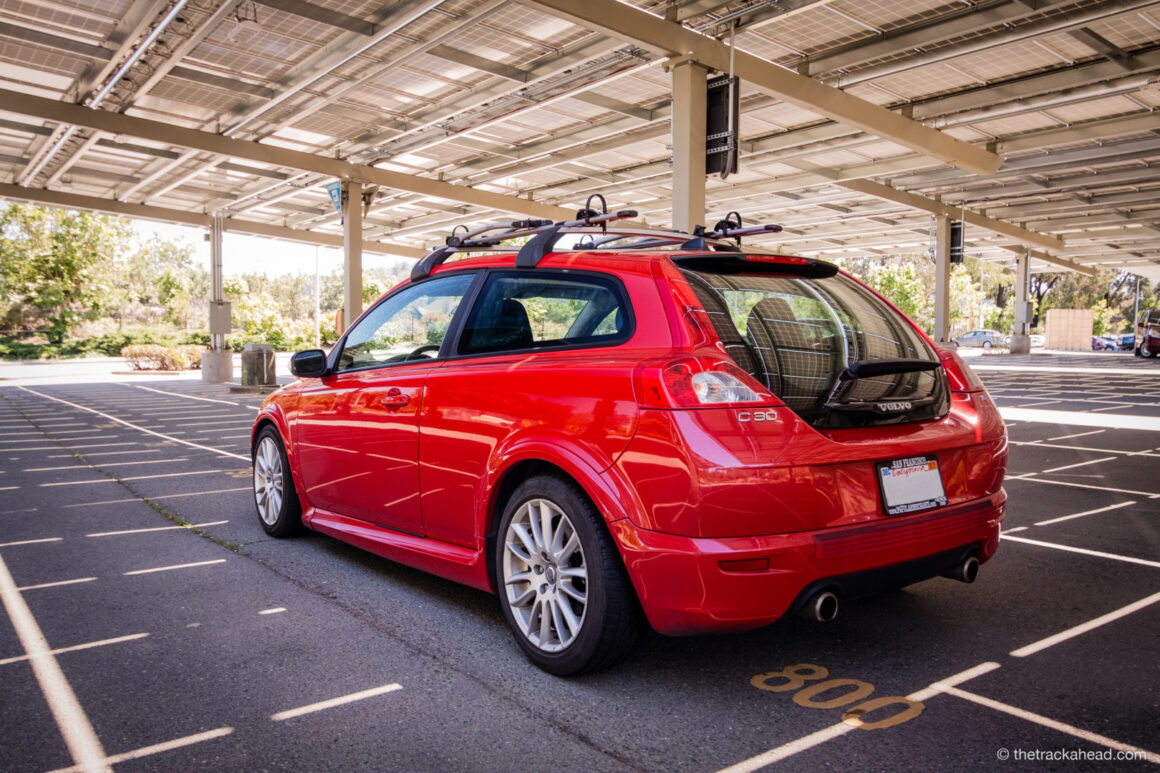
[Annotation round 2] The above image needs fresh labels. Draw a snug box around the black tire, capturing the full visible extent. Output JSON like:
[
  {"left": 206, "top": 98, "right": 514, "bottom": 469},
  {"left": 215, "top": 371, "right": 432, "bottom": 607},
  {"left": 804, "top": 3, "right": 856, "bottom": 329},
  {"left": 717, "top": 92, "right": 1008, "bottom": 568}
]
[
  {"left": 495, "top": 473, "right": 642, "bottom": 676},
  {"left": 1143, "top": 341, "right": 1157, "bottom": 359},
  {"left": 252, "top": 425, "right": 305, "bottom": 537}
]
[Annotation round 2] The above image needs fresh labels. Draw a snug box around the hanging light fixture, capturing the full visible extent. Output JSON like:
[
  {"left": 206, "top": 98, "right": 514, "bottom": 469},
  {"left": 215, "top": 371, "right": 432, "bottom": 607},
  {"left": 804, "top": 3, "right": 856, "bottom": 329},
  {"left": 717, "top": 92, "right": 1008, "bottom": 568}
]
[{"left": 226, "top": 0, "right": 260, "bottom": 43}]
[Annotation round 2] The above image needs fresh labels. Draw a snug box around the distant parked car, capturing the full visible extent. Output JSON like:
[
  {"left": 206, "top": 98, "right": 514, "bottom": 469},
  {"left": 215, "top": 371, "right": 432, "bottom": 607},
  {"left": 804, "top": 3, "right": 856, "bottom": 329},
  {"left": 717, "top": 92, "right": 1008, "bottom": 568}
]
[
  {"left": 952, "top": 329, "right": 1005, "bottom": 349},
  {"left": 1091, "top": 336, "right": 1116, "bottom": 351},
  {"left": 1030, "top": 334, "right": 1045, "bottom": 348},
  {"left": 1138, "top": 310, "right": 1160, "bottom": 358},
  {"left": 1118, "top": 333, "right": 1135, "bottom": 351}
]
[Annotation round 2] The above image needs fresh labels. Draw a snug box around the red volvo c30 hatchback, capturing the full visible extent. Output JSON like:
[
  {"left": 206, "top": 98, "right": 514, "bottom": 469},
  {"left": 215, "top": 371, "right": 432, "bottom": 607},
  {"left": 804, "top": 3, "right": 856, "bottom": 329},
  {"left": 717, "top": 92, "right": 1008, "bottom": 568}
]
[{"left": 251, "top": 208, "right": 1007, "bottom": 675}]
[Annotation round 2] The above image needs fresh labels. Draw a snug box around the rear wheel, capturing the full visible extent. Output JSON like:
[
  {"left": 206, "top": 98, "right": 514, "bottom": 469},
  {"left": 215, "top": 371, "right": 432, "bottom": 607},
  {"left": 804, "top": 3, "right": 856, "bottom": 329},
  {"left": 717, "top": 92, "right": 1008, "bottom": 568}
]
[
  {"left": 252, "top": 426, "right": 304, "bottom": 537},
  {"left": 1143, "top": 340, "right": 1157, "bottom": 358},
  {"left": 982, "top": 340, "right": 992, "bottom": 349},
  {"left": 496, "top": 474, "right": 641, "bottom": 675}
]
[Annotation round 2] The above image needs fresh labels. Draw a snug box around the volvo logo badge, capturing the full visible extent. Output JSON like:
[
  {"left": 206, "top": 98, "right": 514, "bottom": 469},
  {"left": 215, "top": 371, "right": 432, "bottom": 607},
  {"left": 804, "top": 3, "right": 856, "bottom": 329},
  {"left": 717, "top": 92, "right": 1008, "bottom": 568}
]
[{"left": 876, "top": 401, "right": 912, "bottom": 413}]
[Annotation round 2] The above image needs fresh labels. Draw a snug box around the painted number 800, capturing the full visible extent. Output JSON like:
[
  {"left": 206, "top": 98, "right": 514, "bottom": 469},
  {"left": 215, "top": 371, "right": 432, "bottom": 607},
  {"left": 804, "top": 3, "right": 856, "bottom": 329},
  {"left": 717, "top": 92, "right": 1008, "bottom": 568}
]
[{"left": 750, "top": 664, "right": 925, "bottom": 730}]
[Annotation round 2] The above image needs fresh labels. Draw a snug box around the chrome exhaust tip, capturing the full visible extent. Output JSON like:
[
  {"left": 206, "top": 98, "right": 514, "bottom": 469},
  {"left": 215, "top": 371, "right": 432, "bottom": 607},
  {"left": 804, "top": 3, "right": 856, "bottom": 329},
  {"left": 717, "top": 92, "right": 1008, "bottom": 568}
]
[
  {"left": 943, "top": 555, "right": 980, "bottom": 584},
  {"left": 800, "top": 590, "right": 839, "bottom": 622}
]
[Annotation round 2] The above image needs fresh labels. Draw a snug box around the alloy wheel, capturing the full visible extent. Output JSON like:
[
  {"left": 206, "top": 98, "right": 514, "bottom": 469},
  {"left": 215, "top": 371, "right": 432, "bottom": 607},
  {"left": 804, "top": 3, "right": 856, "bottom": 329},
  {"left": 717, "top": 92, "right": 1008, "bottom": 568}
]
[
  {"left": 502, "top": 498, "right": 588, "bottom": 653},
  {"left": 253, "top": 435, "right": 284, "bottom": 526}
]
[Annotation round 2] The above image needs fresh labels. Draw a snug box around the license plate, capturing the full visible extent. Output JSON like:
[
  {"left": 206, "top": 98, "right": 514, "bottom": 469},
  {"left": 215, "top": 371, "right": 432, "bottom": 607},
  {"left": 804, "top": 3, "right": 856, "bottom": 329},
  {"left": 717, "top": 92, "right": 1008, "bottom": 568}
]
[{"left": 876, "top": 456, "right": 947, "bottom": 516}]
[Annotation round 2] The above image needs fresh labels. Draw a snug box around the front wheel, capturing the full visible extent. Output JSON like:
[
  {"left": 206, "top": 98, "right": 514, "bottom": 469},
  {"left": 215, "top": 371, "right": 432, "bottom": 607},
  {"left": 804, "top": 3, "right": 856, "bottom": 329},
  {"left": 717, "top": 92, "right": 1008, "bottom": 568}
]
[
  {"left": 496, "top": 474, "right": 641, "bottom": 675},
  {"left": 982, "top": 340, "right": 992, "bottom": 349},
  {"left": 252, "top": 426, "right": 304, "bottom": 537},
  {"left": 1143, "top": 340, "right": 1157, "bottom": 358}
]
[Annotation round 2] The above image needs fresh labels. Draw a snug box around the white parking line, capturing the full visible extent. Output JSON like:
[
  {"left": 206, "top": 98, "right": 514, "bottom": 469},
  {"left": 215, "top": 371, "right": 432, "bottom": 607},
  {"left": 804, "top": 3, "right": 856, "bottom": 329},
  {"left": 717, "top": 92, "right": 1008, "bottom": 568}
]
[
  {"left": 17, "top": 388, "right": 248, "bottom": 461},
  {"left": 940, "top": 687, "right": 1158, "bottom": 763},
  {"left": 1009, "top": 441, "right": 1160, "bottom": 459},
  {"left": 998, "top": 407, "right": 1160, "bottom": 431},
  {"left": 0, "top": 633, "right": 149, "bottom": 667},
  {"left": 270, "top": 683, "right": 403, "bottom": 721},
  {"left": 0, "top": 552, "right": 110, "bottom": 772},
  {"left": 1001, "top": 534, "right": 1160, "bottom": 568},
  {"left": 16, "top": 577, "right": 96, "bottom": 591},
  {"left": 46, "top": 450, "right": 160, "bottom": 458},
  {"left": 1038, "top": 456, "right": 1118, "bottom": 474},
  {"left": 1003, "top": 476, "right": 1160, "bottom": 499},
  {"left": 1049, "top": 431, "right": 1108, "bottom": 442},
  {"left": 87, "top": 521, "right": 228, "bottom": 538},
  {"left": 133, "top": 383, "right": 260, "bottom": 409},
  {"left": 0, "top": 436, "right": 117, "bottom": 444},
  {"left": 61, "top": 487, "right": 251, "bottom": 508},
  {"left": 42, "top": 470, "right": 231, "bottom": 487},
  {"left": 259, "top": 607, "right": 286, "bottom": 615},
  {"left": 24, "top": 459, "right": 188, "bottom": 472},
  {"left": 0, "top": 538, "right": 62, "bottom": 548},
  {"left": 123, "top": 559, "right": 227, "bottom": 576},
  {"left": 46, "top": 728, "right": 235, "bottom": 773},
  {"left": 4, "top": 442, "right": 139, "bottom": 452},
  {"left": 1011, "top": 591, "right": 1160, "bottom": 658},
  {"left": 1035, "top": 501, "right": 1136, "bottom": 527}
]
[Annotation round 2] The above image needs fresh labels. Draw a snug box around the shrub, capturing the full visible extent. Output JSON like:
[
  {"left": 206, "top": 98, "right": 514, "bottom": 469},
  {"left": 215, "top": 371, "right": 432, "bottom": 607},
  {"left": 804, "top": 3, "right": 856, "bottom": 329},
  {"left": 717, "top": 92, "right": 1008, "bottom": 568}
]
[
  {"left": 176, "top": 344, "right": 205, "bottom": 368},
  {"left": 120, "top": 344, "right": 199, "bottom": 370}
]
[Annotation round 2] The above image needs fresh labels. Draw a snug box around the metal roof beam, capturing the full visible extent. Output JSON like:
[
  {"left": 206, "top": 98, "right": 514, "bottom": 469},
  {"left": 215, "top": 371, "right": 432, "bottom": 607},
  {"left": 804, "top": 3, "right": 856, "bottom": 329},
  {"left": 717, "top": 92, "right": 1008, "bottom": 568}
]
[
  {"left": 837, "top": 178, "right": 1064, "bottom": 252},
  {"left": 0, "top": 182, "right": 424, "bottom": 258},
  {"left": 807, "top": 0, "right": 1080, "bottom": 76},
  {"left": 0, "top": 21, "right": 111, "bottom": 60},
  {"left": 0, "top": 88, "right": 573, "bottom": 221},
  {"left": 254, "top": 0, "right": 376, "bottom": 36},
  {"left": 525, "top": 0, "right": 1002, "bottom": 176},
  {"left": 427, "top": 44, "right": 531, "bottom": 82}
]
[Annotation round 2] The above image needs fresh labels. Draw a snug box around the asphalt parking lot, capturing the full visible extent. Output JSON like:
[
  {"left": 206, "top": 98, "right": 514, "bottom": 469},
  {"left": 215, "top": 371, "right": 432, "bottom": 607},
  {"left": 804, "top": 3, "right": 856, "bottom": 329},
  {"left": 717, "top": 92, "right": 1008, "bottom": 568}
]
[{"left": 1, "top": 353, "right": 1157, "bottom": 772}]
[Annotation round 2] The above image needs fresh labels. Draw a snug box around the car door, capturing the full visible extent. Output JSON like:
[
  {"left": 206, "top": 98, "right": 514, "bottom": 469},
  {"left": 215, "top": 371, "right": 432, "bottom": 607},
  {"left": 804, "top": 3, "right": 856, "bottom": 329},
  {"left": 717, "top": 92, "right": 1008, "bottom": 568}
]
[{"left": 293, "top": 272, "right": 477, "bottom": 535}]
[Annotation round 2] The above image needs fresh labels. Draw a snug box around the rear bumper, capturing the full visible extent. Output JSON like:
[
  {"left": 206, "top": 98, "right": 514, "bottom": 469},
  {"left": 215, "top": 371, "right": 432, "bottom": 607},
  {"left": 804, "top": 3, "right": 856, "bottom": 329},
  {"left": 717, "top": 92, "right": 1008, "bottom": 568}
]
[{"left": 609, "top": 489, "right": 1004, "bottom": 635}]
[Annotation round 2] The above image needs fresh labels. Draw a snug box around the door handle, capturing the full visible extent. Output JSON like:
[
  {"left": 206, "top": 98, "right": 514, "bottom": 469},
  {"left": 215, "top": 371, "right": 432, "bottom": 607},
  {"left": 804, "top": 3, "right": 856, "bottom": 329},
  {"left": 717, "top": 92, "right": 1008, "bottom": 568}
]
[{"left": 381, "top": 389, "right": 409, "bottom": 410}]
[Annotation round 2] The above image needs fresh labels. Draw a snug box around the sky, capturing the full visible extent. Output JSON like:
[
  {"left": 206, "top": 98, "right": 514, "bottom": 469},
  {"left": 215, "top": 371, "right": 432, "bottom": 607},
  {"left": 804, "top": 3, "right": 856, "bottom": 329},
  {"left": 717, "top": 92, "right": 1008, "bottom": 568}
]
[{"left": 134, "top": 220, "right": 413, "bottom": 278}]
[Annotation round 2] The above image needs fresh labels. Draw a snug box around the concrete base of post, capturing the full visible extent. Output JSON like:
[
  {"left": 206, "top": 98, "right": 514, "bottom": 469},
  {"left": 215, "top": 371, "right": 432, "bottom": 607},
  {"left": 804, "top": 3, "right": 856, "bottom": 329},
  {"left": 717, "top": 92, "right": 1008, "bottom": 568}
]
[
  {"left": 1008, "top": 334, "right": 1031, "bottom": 354},
  {"left": 201, "top": 350, "right": 233, "bottom": 383}
]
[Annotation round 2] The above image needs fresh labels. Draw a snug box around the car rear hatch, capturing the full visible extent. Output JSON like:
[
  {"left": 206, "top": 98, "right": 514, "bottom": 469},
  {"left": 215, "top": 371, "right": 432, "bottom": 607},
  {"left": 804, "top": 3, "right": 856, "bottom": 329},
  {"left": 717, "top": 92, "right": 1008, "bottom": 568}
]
[
  {"left": 616, "top": 253, "right": 1005, "bottom": 540},
  {"left": 674, "top": 254, "right": 948, "bottom": 428}
]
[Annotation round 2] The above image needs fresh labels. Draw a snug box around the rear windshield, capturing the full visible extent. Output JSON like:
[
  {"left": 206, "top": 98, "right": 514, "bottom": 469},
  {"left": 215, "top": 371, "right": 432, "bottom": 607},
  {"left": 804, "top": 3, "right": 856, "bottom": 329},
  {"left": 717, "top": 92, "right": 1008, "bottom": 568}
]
[{"left": 682, "top": 268, "right": 946, "bottom": 427}]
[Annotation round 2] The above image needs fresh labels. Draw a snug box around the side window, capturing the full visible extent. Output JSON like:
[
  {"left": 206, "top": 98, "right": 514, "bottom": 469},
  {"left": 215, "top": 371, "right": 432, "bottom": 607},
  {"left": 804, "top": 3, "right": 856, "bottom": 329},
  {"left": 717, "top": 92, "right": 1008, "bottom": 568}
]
[
  {"left": 458, "top": 272, "right": 630, "bottom": 356},
  {"left": 336, "top": 273, "right": 474, "bottom": 372}
]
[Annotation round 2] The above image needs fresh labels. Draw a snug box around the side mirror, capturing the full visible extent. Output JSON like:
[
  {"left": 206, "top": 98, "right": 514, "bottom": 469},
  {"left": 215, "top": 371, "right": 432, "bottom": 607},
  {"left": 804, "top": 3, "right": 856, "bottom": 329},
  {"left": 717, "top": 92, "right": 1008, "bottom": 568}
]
[{"left": 290, "top": 349, "right": 328, "bottom": 378}]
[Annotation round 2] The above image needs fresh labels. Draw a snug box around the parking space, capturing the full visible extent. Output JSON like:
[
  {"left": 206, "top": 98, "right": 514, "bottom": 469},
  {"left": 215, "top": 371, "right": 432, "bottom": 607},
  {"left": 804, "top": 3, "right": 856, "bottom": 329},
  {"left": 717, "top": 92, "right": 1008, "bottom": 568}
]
[{"left": 1, "top": 357, "right": 1158, "bottom": 771}]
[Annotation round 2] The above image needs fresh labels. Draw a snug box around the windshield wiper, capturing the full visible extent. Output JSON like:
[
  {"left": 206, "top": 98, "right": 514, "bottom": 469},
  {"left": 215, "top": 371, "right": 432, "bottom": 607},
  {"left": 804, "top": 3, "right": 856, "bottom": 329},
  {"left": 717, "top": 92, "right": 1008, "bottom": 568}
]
[{"left": 823, "top": 358, "right": 942, "bottom": 415}]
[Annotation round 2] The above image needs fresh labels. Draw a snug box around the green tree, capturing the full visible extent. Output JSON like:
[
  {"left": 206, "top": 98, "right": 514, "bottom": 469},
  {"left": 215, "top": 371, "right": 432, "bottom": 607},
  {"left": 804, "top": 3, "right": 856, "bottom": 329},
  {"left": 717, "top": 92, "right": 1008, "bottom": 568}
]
[{"left": 0, "top": 203, "right": 131, "bottom": 343}]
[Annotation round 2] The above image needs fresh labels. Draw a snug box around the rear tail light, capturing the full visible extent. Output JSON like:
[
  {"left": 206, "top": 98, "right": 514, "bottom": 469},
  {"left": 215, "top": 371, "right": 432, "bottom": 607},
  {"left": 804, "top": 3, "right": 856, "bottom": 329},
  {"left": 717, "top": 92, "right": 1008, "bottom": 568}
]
[
  {"left": 636, "top": 357, "right": 779, "bottom": 408},
  {"left": 937, "top": 346, "right": 988, "bottom": 393}
]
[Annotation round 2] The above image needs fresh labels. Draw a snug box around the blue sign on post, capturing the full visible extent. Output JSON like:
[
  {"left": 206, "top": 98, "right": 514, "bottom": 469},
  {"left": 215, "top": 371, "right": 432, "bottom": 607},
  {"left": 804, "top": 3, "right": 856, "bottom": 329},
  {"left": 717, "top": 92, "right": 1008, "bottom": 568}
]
[{"left": 326, "top": 181, "right": 343, "bottom": 224}]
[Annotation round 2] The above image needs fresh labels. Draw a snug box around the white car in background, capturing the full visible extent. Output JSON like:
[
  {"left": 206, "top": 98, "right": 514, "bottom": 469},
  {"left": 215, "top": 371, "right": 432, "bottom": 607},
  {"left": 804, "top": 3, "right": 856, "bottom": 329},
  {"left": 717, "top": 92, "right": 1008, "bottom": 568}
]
[{"left": 952, "top": 329, "right": 1005, "bottom": 349}]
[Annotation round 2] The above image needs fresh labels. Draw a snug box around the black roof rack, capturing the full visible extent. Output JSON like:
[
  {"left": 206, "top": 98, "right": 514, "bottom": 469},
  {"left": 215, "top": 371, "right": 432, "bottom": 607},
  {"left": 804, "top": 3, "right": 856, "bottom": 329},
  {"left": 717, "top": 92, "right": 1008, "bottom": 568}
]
[{"left": 410, "top": 195, "right": 786, "bottom": 280}]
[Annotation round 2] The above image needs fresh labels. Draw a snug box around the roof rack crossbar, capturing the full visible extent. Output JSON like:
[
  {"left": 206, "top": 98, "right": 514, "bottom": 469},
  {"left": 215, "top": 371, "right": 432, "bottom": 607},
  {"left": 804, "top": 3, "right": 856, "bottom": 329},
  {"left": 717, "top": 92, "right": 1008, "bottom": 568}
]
[
  {"left": 410, "top": 204, "right": 784, "bottom": 281},
  {"left": 516, "top": 209, "right": 638, "bottom": 267}
]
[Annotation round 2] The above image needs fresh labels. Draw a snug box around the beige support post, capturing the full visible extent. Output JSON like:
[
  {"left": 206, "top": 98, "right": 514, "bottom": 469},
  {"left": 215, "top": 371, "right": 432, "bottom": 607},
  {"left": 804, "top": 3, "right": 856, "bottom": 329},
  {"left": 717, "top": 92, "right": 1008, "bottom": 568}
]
[
  {"left": 670, "top": 59, "right": 708, "bottom": 234},
  {"left": 933, "top": 215, "right": 951, "bottom": 344},
  {"left": 201, "top": 214, "right": 233, "bottom": 382},
  {"left": 1010, "top": 249, "right": 1032, "bottom": 353},
  {"left": 342, "top": 180, "right": 363, "bottom": 332}
]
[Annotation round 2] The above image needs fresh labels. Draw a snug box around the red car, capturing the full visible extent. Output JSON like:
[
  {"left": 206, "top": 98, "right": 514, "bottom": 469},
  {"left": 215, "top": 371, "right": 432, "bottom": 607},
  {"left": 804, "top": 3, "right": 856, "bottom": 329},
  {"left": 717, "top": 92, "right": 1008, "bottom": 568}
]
[
  {"left": 1137, "top": 310, "right": 1160, "bottom": 357},
  {"left": 251, "top": 208, "right": 1007, "bottom": 675}
]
